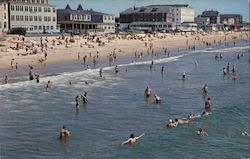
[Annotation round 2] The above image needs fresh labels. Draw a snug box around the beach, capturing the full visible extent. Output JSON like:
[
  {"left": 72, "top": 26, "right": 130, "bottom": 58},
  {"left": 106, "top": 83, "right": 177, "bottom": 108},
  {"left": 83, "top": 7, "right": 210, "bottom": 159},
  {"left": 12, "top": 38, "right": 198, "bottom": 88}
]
[
  {"left": 0, "top": 31, "right": 250, "bottom": 158},
  {"left": 0, "top": 31, "right": 249, "bottom": 71}
]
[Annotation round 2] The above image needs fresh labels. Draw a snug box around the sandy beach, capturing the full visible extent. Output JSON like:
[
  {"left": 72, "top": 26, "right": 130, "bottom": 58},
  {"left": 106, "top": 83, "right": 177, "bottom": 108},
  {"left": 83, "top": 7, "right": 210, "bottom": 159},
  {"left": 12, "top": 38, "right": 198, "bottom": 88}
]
[{"left": 0, "top": 31, "right": 249, "bottom": 70}]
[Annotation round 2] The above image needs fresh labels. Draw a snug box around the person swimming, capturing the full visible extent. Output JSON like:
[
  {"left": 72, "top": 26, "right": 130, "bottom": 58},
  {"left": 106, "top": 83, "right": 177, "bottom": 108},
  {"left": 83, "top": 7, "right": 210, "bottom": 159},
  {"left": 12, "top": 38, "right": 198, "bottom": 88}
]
[
  {"left": 45, "top": 80, "right": 51, "bottom": 92},
  {"left": 202, "top": 84, "right": 208, "bottom": 95},
  {"left": 81, "top": 92, "right": 88, "bottom": 103},
  {"left": 75, "top": 95, "right": 80, "bottom": 108},
  {"left": 60, "top": 126, "right": 70, "bottom": 140},
  {"left": 144, "top": 86, "right": 152, "bottom": 97},
  {"left": 232, "top": 73, "right": 239, "bottom": 80},
  {"left": 166, "top": 119, "right": 177, "bottom": 128},
  {"left": 122, "top": 133, "right": 145, "bottom": 145},
  {"left": 154, "top": 94, "right": 161, "bottom": 103},
  {"left": 197, "top": 128, "right": 208, "bottom": 136},
  {"left": 205, "top": 97, "right": 211, "bottom": 112},
  {"left": 182, "top": 72, "right": 186, "bottom": 79},
  {"left": 115, "top": 65, "right": 119, "bottom": 73}
]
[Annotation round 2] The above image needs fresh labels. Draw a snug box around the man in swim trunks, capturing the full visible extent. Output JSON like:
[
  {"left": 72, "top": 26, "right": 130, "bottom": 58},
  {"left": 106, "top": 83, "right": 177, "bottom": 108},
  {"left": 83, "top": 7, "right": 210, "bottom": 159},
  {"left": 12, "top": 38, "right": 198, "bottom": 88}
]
[{"left": 122, "top": 133, "right": 145, "bottom": 145}]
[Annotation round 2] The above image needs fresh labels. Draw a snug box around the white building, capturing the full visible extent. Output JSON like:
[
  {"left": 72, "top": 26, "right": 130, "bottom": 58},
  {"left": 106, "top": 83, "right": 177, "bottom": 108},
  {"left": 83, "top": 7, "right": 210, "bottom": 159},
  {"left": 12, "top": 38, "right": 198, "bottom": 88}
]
[
  {"left": 58, "top": 4, "right": 115, "bottom": 34},
  {"left": 119, "top": 4, "right": 195, "bottom": 32},
  {"left": 0, "top": 0, "right": 59, "bottom": 34}
]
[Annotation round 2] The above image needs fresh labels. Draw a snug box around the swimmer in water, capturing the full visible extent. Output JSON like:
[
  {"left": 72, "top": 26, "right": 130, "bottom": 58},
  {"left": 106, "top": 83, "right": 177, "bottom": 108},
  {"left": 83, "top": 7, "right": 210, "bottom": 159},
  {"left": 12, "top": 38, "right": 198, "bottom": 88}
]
[
  {"left": 202, "top": 84, "right": 208, "bottom": 95},
  {"left": 205, "top": 97, "right": 211, "bottom": 112},
  {"left": 81, "top": 92, "right": 88, "bottom": 103},
  {"left": 60, "top": 126, "right": 70, "bottom": 139},
  {"left": 166, "top": 119, "right": 177, "bottom": 128},
  {"left": 3, "top": 74, "right": 8, "bottom": 84},
  {"left": 122, "top": 133, "right": 145, "bottom": 145},
  {"left": 197, "top": 128, "right": 208, "bottom": 136},
  {"left": 115, "top": 65, "right": 119, "bottom": 73},
  {"left": 241, "top": 131, "right": 250, "bottom": 136},
  {"left": 144, "top": 86, "right": 152, "bottom": 97},
  {"left": 232, "top": 73, "right": 239, "bottom": 80},
  {"left": 99, "top": 68, "right": 103, "bottom": 77},
  {"left": 75, "top": 95, "right": 80, "bottom": 108},
  {"left": 154, "top": 94, "right": 161, "bottom": 103},
  {"left": 182, "top": 72, "right": 186, "bottom": 79},
  {"left": 45, "top": 80, "right": 51, "bottom": 92}
]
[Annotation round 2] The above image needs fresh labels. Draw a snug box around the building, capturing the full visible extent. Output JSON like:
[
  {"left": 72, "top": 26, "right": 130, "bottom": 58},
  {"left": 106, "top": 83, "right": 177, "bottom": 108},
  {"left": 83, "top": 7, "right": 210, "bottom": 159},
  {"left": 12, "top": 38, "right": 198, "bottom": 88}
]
[
  {"left": 220, "top": 14, "right": 243, "bottom": 29},
  {"left": 0, "top": 0, "right": 59, "bottom": 34},
  {"left": 200, "top": 10, "right": 220, "bottom": 24},
  {"left": 57, "top": 4, "right": 115, "bottom": 34},
  {"left": 119, "top": 4, "right": 195, "bottom": 32}
]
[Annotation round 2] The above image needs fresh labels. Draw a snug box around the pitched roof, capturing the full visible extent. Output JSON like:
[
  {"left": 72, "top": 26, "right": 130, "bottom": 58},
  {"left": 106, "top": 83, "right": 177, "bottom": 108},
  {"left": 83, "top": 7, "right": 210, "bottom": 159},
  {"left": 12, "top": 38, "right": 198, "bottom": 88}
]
[
  {"left": 65, "top": 4, "right": 71, "bottom": 10},
  {"left": 77, "top": 4, "right": 83, "bottom": 11}
]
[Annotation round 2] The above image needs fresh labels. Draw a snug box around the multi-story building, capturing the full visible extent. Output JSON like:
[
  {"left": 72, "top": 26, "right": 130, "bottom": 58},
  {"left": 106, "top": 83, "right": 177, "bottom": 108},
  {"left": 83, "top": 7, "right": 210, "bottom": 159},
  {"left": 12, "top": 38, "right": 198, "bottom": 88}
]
[
  {"left": 0, "top": 0, "right": 59, "bottom": 34},
  {"left": 119, "top": 4, "right": 195, "bottom": 32},
  {"left": 220, "top": 14, "right": 243, "bottom": 27},
  {"left": 200, "top": 10, "right": 220, "bottom": 24},
  {"left": 57, "top": 4, "right": 115, "bottom": 34}
]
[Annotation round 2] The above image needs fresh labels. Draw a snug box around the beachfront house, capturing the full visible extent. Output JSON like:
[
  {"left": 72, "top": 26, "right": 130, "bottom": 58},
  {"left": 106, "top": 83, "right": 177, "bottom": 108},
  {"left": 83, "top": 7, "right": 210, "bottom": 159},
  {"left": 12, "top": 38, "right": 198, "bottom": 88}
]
[
  {"left": 57, "top": 4, "right": 115, "bottom": 34},
  {"left": 0, "top": 0, "right": 60, "bottom": 34},
  {"left": 119, "top": 4, "right": 195, "bottom": 32}
]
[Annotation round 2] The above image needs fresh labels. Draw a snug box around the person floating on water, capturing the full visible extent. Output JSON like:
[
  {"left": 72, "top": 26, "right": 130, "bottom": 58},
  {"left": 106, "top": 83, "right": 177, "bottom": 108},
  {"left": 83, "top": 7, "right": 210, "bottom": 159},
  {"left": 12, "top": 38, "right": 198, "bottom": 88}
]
[
  {"left": 144, "top": 86, "right": 152, "bottom": 97},
  {"left": 121, "top": 133, "right": 145, "bottom": 145},
  {"left": 241, "top": 131, "right": 250, "bottom": 136},
  {"left": 166, "top": 119, "right": 177, "bottom": 128},
  {"left": 60, "top": 126, "right": 70, "bottom": 140},
  {"left": 205, "top": 97, "right": 211, "bottom": 112},
  {"left": 232, "top": 73, "right": 239, "bottom": 80},
  {"left": 81, "top": 92, "right": 88, "bottom": 103},
  {"left": 202, "top": 84, "right": 208, "bottom": 95},
  {"left": 226, "top": 63, "right": 230, "bottom": 73},
  {"left": 197, "top": 128, "right": 208, "bottom": 136},
  {"left": 154, "top": 94, "right": 161, "bottom": 103}
]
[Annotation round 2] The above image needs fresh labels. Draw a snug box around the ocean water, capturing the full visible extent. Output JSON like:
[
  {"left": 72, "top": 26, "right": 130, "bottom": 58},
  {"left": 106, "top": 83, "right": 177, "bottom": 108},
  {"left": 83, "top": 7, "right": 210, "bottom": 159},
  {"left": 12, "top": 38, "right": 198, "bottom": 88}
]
[{"left": 0, "top": 40, "right": 249, "bottom": 159}]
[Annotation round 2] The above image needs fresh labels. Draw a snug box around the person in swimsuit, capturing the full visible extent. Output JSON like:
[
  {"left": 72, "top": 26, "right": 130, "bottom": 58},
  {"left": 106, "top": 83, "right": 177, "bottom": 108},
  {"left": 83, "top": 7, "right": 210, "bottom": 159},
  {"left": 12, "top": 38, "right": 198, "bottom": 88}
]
[
  {"left": 60, "top": 126, "right": 70, "bottom": 139},
  {"left": 144, "top": 86, "right": 152, "bottom": 97},
  {"left": 205, "top": 97, "right": 211, "bottom": 112},
  {"left": 197, "top": 128, "right": 208, "bottom": 136},
  {"left": 122, "top": 133, "right": 145, "bottom": 145}
]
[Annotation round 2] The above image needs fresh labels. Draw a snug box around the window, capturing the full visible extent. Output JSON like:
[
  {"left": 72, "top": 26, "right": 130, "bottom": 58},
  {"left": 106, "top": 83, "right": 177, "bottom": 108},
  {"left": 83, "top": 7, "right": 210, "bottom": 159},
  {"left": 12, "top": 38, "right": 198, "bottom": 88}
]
[
  {"left": 29, "top": 16, "right": 33, "bottom": 21},
  {"left": 4, "top": 4, "right": 6, "bottom": 10},
  {"left": 51, "top": 26, "right": 54, "bottom": 30},
  {"left": 4, "top": 22, "right": 7, "bottom": 29},
  {"left": 34, "top": 7, "right": 37, "bottom": 12},
  {"left": 20, "top": 6, "right": 23, "bottom": 11},
  {"left": 38, "top": 7, "right": 41, "bottom": 12},
  {"left": 41, "top": 0, "right": 44, "bottom": 3},
  {"left": 25, "top": 6, "right": 28, "bottom": 11},
  {"left": 11, "top": 5, "right": 15, "bottom": 11},
  {"left": 29, "top": 6, "right": 33, "bottom": 12},
  {"left": 37, "top": 0, "right": 40, "bottom": 3},
  {"left": 4, "top": 13, "right": 6, "bottom": 19},
  {"left": 44, "top": 7, "right": 47, "bottom": 12},
  {"left": 44, "top": 16, "right": 47, "bottom": 21},
  {"left": 46, "top": 26, "right": 49, "bottom": 30},
  {"left": 34, "top": 26, "right": 37, "bottom": 30},
  {"left": 53, "top": 17, "right": 56, "bottom": 21},
  {"left": 25, "top": 16, "right": 28, "bottom": 21},
  {"left": 34, "top": 16, "right": 37, "bottom": 21},
  {"left": 104, "top": 16, "right": 106, "bottom": 20},
  {"left": 48, "top": 7, "right": 51, "bottom": 12},
  {"left": 39, "top": 25, "right": 42, "bottom": 30},
  {"left": 11, "top": 15, "right": 15, "bottom": 21},
  {"left": 32, "top": 0, "right": 35, "bottom": 3},
  {"left": 53, "top": 8, "right": 56, "bottom": 13},
  {"left": 39, "top": 16, "right": 42, "bottom": 21},
  {"left": 20, "top": 16, "right": 24, "bottom": 21},
  {"left": 16, "top": 6, "right": 19, "bottom": 11},
  {"left": 48, "top": 17, "right": 51, "bottom": 21},
  {"left": 16, "top": 15, "right": 20, "bottom": 21},
  {"left": 108, "top": 16, "right": 110, "bottom": 20}
]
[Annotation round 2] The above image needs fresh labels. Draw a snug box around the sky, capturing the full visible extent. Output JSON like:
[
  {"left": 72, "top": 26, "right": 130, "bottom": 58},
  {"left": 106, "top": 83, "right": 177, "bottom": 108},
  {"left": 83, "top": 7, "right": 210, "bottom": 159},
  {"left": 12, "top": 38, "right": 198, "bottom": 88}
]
[{"left": 50, "top": 0, "right": 250, "bottom": 21}]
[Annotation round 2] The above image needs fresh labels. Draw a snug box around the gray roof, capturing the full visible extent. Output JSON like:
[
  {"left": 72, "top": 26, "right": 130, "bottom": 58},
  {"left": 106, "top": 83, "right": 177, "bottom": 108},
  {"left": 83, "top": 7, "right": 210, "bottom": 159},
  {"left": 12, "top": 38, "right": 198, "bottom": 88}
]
[
  {"left": 120, "top": 4, "right": 190, "bottom": 14},
  {"left": 201, "top": 10, "right": 219, "bottom": 17}
]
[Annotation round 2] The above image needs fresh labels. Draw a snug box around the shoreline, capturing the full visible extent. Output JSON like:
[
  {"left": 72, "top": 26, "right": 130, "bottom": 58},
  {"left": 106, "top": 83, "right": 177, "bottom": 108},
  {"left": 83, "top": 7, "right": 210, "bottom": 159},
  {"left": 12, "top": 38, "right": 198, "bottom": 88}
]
[{"left": 0, "top": 31, "right": 249, "bottom": 72}]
